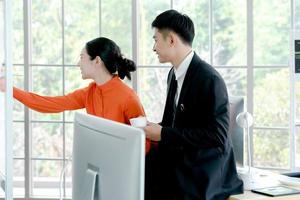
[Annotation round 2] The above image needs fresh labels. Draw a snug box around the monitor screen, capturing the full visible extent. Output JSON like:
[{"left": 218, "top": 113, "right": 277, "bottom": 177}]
[
  {"left": 228, "top": 96, "right": 245, "bottom": 167},
  {"left": 72, "top": 113, "right": 145, "bottom": 200}
]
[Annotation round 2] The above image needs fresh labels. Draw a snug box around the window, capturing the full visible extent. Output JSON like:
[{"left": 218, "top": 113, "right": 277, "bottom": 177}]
[
  {"left": 11, "top": 0, "right": 295, "bottom": 199},
  {"left": 293, "top": 0, "right": 300, "bottom": 169},
  {"left": 252, "top": 0, "right": 291, "bottom": 168}
]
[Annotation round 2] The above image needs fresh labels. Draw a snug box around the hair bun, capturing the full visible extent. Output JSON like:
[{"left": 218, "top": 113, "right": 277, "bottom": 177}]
[{"left": 117, "top": 57, "right": 136, "bottom": 80}]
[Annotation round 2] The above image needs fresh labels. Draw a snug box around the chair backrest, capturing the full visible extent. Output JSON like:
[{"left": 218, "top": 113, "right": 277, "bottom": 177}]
[{"left": 228, "top": 96, "right": 245, "bottom": 167}]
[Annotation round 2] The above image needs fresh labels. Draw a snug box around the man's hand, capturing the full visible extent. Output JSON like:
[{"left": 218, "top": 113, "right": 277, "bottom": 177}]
[{"left": 143, "top": 122, "right": 162, "bottom": 141}]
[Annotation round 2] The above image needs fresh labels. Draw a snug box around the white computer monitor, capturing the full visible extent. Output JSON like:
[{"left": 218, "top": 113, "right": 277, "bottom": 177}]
[{"left": 72, "top": 113, "right": 145, "bottom": 200}]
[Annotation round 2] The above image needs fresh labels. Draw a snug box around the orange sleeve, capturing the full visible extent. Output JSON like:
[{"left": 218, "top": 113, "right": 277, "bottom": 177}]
[
  {"left": 13, "top": 87, "right": 86, "bottom": 113},
  {"left": 124, "top": 95, "right": 151, "bottom": 154},
  {"left": 124, "top": 95, "right": 145, "bottom": 120}
]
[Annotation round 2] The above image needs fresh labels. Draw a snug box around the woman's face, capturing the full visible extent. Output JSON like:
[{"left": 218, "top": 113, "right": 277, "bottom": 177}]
[{"left": 77, "top": 48, "right": 96, "bottom": 79}]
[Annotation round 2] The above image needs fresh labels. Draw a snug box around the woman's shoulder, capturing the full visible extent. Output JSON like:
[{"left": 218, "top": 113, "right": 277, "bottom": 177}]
[
  {"left": 114, "top": 79, "right": 140, "bottom": 100},
  {"left": 84, "top": 81, "right": 97, "bottom": 90}
]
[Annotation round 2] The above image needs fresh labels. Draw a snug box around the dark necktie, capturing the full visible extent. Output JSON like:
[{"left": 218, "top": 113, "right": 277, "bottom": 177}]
[
  {"left": 173, "top": 79, "right": 178, "bottom": 110},
  {"left": 171, "top": 78, "right": 178, "bottom": 127}
]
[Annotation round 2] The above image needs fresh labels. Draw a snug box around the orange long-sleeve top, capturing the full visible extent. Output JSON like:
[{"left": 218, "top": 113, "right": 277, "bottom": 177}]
[{"left": 13, "top": 76, "right": 151, "bottom": 153}]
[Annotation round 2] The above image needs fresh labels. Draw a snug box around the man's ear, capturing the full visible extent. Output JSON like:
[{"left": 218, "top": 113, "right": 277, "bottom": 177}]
[{"left": 168, "top": 32, "right": 177, "bottom": 47}]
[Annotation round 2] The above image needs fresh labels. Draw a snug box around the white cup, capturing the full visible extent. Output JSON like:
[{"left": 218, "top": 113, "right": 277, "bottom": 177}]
[{"left": 129, "top": 116, "right": 147, "bottom": 128}]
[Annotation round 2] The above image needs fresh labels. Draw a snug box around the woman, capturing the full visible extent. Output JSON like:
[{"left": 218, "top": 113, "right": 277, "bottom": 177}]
[{"left": 6, "top": 37, "right": 150, "bottom": 152}]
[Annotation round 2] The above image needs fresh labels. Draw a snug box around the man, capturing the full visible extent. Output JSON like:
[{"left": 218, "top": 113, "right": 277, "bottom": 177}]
[{"left": 143, "top": 10, "right": 243, "bottom": 200}]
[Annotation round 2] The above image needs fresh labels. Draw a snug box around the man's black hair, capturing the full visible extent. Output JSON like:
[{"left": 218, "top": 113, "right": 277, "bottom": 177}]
[{"left": 152, "top": 9, "right": 195, "bottom": 46}]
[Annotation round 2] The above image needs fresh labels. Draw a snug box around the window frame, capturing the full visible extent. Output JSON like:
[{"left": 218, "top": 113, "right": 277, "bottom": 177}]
[{"left": 9, "top": 0, "right": 297, "bottom": 199}]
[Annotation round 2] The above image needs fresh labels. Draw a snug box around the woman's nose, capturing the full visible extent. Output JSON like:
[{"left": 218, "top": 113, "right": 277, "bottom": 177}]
[{"left": 152, "top": 44, "right": 156, "bottom": 52}]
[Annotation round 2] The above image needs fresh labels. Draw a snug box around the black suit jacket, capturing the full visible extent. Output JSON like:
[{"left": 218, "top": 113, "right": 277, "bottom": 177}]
[{"left": 145, "top": 53, "right": 243, "bottom": 200}]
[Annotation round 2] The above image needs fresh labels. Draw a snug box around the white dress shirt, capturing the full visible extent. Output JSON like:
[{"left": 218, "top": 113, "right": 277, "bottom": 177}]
[{"left": 174, "top": 51, "right": 194, "bottom": 106}]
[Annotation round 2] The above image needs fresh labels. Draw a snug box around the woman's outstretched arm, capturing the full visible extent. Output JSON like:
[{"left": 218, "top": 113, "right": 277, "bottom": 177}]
[{"left": 13, "top": 87, "right": 87, "bottom": 113}]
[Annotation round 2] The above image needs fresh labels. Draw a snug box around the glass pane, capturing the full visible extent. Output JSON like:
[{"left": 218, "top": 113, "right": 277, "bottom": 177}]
[
  {"left": 253, "top": 0, "right": 291, "bottom": 65},
  {"left": 102, "top": 0, "right": 132, "bottom": 58},
  {"left": 65, "top": 109, "right": 85, "bottom": 123},
  {"left": 217, "top": 68, "right": 246, "bottom": 98},
  {"left": 253, "top": 129, "right": 289, "bottom": 168},
  {"left": 295, "top": 0, "right": 300, "bottom": 30},
  {"left": 12, "top": 0, "right": 24, "bottom": 64},
  {"left": 139, "top": 0, "right": 170, "bottom": 65},
  {"left": 296, "top": 82, "right": 300, "bottom": 121},
  {"left": 32, "top": 160, "right": 62, "bottom": 197},
  {"left": 31, "top": 0, "right": 62, "bottom": 64},
  {"left": 13, "top": 101, "right": 24, "bottom": 121},
  {"left": 254, "top": 68, "right": 289, "bottom": 127},
  {"left": 174, "top": 0, "right": 210, "bottom": 63},
  {"left": 0, "top": 11, "right": 2, "bottom": 51},
  {"left": 13, "top": 159, "right": 24, "bottom": 197},
  {"left": 65, "top": 123, "right": 73, "bottom": 158},
  {"left": 0, "top": 1, "right": 3, "bottom": 66},
  {"left": 64, "top": 0, "right": 98, "bottom": 64},
  {"left": 13, "top": 66, "right": 24, "bottom": 89},
  {"left": 65, "top": 123, "right": 73, "bottom": 198},
  {"left": 213, "top": 0, "right": 246, "bottom": 66},
  {"left": 65, "top": 161, "right": 72, "bottom": 198},
  {"left": 138, "top": 67, "right": 170, "bottom": 123},
  {"left": 13, "top": 66, "right": 24, "bottom": 121},
  {"left": 32, "top": 123, "right": 63, "bottom": 158},
  {"left": 65, "top": 67, "right": 90, "bottom": 121},
  {"left": 0, "top": 185, "right": 3, "bottom": 197},
  {"left": 31, "top": 67, "right": 63, "bottom": 95},
  {"left": 13, "top": 122, "right": 24, "bottom": 158},
  {"left": 65, "top": 67, "right": 90, "bottom": 93},
  {"left": 31, "top": 66, "right": 63, "bottom": 121},
  {"left": 0, "top": 1, "right": 5, "bottom": 198},
  {"left": 296, "top": 127, "right": 300, "bottom": 167}
]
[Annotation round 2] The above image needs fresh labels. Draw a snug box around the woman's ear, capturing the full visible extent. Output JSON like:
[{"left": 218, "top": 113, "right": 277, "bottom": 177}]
[{"left": 95, "top": 56, "right": 103, "bottom": 64}]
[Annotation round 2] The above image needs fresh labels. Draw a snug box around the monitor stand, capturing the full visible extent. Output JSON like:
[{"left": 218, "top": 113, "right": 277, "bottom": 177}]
[{"left": 80, "top": 169, "right": 98, "bottom": 200}]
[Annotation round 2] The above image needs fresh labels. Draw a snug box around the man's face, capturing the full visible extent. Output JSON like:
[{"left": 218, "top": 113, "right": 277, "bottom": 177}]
[{"left": 152, "top": 28, "right": 171, "bottom": 63}]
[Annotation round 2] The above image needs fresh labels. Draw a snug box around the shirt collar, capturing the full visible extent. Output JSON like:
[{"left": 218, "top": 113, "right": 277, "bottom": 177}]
[
  {"left": 94, "top": 75, "right": 121, "bottom": 92},
  {"left": 174, "top": 51, "right": 194, "bottom": 80}
]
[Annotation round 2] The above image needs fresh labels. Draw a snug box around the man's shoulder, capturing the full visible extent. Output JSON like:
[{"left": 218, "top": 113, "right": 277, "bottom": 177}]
[{"left": 191, "top": 54, "right": 223, "bottom": 79}]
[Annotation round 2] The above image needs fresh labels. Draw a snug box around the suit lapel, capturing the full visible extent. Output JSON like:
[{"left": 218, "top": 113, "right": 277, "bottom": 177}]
[
  {"left": 177, "top": 54, "right": 200, "bottom": 106},
  {"left": 162, "top": 54, "right": 201, "bottom": 126}
]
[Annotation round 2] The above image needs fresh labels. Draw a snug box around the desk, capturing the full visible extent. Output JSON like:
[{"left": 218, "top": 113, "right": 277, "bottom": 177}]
[
  {"left": 230, "top": 169, "right": 300, "bottom": 199},
  {"left": 229, "top": 190, "right": 300, "bottom": 200}
]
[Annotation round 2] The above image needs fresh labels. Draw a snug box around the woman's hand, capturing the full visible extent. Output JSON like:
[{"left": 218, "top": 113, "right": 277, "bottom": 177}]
[
  {"left": 143, "top": 122, "right": 162, "bottom": 141},
  {"left": 0, "top": 76, "right": 6, "bottom": 92}
]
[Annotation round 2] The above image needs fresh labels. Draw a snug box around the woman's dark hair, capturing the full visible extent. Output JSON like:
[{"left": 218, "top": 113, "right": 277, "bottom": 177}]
[
  {"left": 152, "top": 9, "right": 194, "bottom": 46},
  {"left": 85, "top": 37, "right": 136, "bottom": 80}
]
